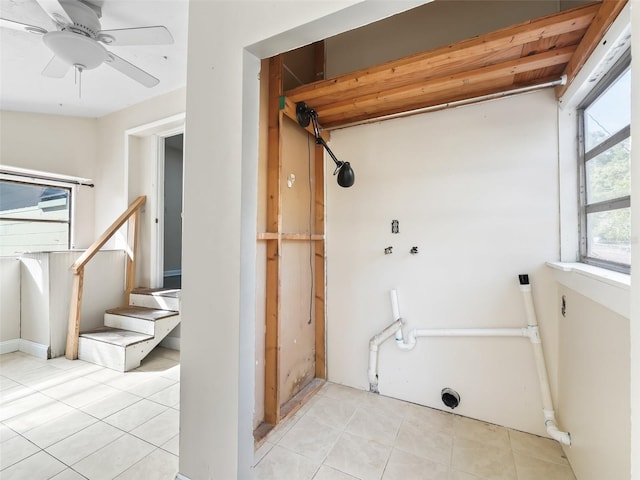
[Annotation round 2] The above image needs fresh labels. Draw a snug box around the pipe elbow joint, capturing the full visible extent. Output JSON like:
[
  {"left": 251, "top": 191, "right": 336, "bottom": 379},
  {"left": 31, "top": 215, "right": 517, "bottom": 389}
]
[
  {"left": 527, "top": 325, "right": 541, "bottom": 343},
  {"left": 546, "top": 423, "right": 571, "bottom": 446}
]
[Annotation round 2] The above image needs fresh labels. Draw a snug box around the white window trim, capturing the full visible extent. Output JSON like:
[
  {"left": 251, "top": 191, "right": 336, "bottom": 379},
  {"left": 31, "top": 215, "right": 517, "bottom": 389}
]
[
  {"left": 546, "top": 261, "right": 630, "bottom": 319},
  {"left": 0, "top": 166, "right": 93, "bottom": 252}
]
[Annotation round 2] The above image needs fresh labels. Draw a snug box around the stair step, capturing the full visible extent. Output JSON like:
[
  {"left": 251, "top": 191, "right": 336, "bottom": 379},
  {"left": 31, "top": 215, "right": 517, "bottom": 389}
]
[
  {"left": 131, "top": 287, "right": 180, "bottom": 298},
  {"left": 105, "top": 306, "right": 179, "bottom": 335},
  {"left": 79, "top": 327, "right": 153, "bottom": 347},
  {"left": 79, "top": 311, "right": 181, "bottom": 372},
  {"left": 130, "top": 289, "right": 180, "bottom": 311},
  {"left": 106, "top": 306, "right": 178, "bottom": 320}
]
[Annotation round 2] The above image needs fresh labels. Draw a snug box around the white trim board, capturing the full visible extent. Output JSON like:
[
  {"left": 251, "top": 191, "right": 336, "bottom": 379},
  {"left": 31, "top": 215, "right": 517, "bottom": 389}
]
[
  {"left": 0, "top": 339, "right": 20, "bottom": 355},
  {"left": 0, "top": 339, "right": 49, "bottom": 359}
]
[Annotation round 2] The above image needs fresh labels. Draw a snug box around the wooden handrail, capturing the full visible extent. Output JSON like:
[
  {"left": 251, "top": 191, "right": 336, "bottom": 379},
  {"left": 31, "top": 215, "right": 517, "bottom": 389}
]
[
  {"left": 65, "top": 195, "right": 146, "bottom": 359},
  {"left": 71, "top": 195, "right": 146, "bottom": 273}
]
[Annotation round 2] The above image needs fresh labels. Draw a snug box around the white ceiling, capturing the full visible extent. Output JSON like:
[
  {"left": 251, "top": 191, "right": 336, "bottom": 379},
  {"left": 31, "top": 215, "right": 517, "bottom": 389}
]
[{"left": 0, "top": 0, "right": 189, "bottom": 118}]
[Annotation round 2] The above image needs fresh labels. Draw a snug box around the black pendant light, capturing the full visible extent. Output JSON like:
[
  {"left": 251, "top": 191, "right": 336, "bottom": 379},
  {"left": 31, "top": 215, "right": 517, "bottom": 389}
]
[{"left": 296, "top": 102, "right": 355, "bottom": 188}]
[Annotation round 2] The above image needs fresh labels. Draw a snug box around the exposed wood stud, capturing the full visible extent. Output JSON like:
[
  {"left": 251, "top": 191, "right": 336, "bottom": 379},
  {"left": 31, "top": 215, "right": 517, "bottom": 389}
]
[
  {"left": 313, "top": 40, "right": 326, "bottom": 380},
  {"left": 264, "top": 55, "right": 284, "bottom": 425}
]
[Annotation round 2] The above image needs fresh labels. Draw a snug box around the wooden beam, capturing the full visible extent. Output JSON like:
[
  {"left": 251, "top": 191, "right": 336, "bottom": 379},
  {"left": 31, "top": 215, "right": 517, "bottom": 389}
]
[
  {"left": 316, "top": 46, "right": 575, "bottom": 123},
  {"left": 264, "top": 55, "right": 283, "bottom": 425},
  {"left": 286, "top": 3, "right": 598, "bottom": 106},
  {"left": 313, "top": 40, "right": 326, "bottom": 380},
  {"left": 281, "top": 96, "right": 329, "bottom": 142},
  {"left": 71, "top": 196, "right": 146, "bottom": 274},
  {"left": 257, "top": 233, "right": 325, "bottom": 241},
  {"left": 125, "top": 209, "right": 139, "bottom": 304},
  {"left": 65, "top": 269, "right": 84, "bottom": 359},
  {"left": 556, "top": 0, "right": 628, "bottom": 98},
  {"left": 321, "top": 75, "right": 562, "bottom": 128}
]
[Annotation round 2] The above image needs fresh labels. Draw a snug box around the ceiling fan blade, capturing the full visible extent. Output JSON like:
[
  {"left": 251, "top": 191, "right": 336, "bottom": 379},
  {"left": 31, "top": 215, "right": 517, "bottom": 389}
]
[
  {"left": 35, "top": 0, "right": 72, "bottom": 26},
  {"left": 42, "top": 55, "right": 71, "bottom": 78},
  {"left": 0, "top": 18, "right": 48, "bottom": 34},
  {"left": 98, "top": 26, "right": 174, "bottom": 46},
  {"left": 105, "top": 52, "right": 159, "bottom": 88}
]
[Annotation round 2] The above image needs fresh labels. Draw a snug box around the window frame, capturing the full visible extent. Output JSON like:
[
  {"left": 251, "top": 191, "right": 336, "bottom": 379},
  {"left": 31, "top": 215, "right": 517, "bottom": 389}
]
[
  {"left": 577, "top": 49, "right": 631, "bottom": 274},
  {"left": 0, "top": 177, "right": 74, "bottom": 255}
]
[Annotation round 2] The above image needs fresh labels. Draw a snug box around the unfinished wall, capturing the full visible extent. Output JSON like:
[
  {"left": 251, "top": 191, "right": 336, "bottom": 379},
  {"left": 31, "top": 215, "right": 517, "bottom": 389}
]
[
  {"left": 326, "top": 89, "right": 560, "bottom": 437},
  {"left": 278, "top": 115, "right": 318, "bottom": 406},
  {"left": 182, "top": 1, "right": 429, "bottom": 477}
]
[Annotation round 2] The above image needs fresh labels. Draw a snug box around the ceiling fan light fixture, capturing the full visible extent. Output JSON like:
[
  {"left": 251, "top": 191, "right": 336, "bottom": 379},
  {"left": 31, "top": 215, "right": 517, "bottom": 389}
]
[{"left": 43, "top": 30, "right": 107, "bottom": 70}]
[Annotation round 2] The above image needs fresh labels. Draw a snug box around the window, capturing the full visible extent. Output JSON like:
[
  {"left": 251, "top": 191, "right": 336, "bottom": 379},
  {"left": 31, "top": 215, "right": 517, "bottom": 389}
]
[
  {"left": 579, "top": 51, "right": 631, "bottom": 273},
  {"left": 0, "top": 179, "right": 72, "bottom": 256}
]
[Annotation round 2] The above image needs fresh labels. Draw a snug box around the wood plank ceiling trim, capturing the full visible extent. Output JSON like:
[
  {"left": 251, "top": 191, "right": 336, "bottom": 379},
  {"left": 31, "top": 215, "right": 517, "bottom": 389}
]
[
  {"left": 556, "top": 0, "right": 628, "bottom": 97},
  {"left": 284, "top": 2, "right": 617, "bottom": 129}
]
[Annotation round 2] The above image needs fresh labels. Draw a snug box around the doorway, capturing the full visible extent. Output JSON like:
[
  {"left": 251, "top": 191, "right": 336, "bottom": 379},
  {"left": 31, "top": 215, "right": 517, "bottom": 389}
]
[{"left": 162, "top": 133, "right": 184, "bottom": 288}]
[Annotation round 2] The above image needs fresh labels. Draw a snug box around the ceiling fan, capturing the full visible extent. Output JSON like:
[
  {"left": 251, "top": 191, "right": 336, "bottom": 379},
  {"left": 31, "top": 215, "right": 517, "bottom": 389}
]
[{"left": 0, "top": 0, "right": 174, "bottom": 88}]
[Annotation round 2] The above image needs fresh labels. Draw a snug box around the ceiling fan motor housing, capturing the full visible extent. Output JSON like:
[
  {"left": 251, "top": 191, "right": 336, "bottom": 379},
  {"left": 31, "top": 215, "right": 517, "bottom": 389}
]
[{"left": 59, "top": 0, "right": 101, "bottom": 36}]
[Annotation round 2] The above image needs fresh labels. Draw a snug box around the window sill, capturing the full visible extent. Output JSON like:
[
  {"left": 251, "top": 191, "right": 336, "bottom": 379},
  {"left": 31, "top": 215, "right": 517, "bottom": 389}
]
[{"left": 546, "top": 261, "right": 630, "bottom": 319}]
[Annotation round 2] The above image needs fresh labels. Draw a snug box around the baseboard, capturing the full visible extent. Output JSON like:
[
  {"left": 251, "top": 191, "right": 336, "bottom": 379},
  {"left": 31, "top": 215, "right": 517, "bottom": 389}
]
[
  {"left": 19, "top": 339, "right": 49, "bottom": 359},
  {"left": 0, "top": 339, "right": 20, "bottom": 354},
  {"left": 159, "top": 336, "right": 180, "bottom": 351},
  {"left": 175, "top": 474, "right": 191, "bottom": 480}
]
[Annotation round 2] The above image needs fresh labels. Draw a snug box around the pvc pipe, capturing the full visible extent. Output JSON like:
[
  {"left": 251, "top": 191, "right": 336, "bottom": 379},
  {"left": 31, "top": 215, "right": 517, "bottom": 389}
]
[
  {"left": 368, "top": 282, "right": 571, "bottom": 446},
  {"left": 368, "top": 319, "right": 403, "bottom": 393},
  {"left": 329, "top": 77, "right": 567, "bottom": 131},
  {"left": 390, "top": 289, "right": 400, "bottom": 321},
  {"left": 396, "top": 327, "right": 529, "bottom": 350},
  {"left": 518, "top": 277, "right": 571, "bottom": 446}
]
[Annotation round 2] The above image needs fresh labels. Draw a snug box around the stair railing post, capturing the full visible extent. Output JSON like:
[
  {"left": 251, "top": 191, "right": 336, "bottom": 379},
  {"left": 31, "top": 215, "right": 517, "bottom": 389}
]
[
  {"left": 125, "top": 208, "right": 139, "bottom": 305},
  {"left": 65, "top": 268, "right": 84, "bottom": 359}
]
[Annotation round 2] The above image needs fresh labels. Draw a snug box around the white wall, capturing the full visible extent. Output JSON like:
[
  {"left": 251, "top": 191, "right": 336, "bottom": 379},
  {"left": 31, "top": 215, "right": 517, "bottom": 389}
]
[
  {"left": 556, "top": 285, "right": 630, "bottom": 480},
  {"left": 19, "top": 250, "right": 126, "bottom": 357},
  {"left": 0, "top": 257, "right": 21, "bottom": 344},
  {"left": 0, "top": 111, "right": 97, "bottom": 247},
  {"left": 94, "top": 88, "right": 185, "bottom": 288},
  {"left": 326, "top": 90, "right": 560, "bottom": 437}
]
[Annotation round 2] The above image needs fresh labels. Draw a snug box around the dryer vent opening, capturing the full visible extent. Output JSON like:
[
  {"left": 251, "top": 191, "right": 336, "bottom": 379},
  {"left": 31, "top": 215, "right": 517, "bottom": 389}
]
[{"left": 441, "top": 388, "right": 460, "bottom": 409}]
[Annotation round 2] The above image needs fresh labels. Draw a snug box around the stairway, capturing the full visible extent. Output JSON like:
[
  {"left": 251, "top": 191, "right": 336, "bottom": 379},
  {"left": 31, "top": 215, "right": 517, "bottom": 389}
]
[{"left": 78, "top": 289, "right": 180, "bottom": 372}]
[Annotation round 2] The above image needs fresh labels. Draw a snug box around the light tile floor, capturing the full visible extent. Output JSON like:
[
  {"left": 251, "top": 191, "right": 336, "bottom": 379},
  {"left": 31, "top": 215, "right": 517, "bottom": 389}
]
[
  {"left": 1, "top": 348, "right": 180, "bottom": 480},
  {"left": 2, "top": 350, "right": 576, "bottom": 480},
  {"left": 253, "top": 383, "right": 577, "bottom": 480}
]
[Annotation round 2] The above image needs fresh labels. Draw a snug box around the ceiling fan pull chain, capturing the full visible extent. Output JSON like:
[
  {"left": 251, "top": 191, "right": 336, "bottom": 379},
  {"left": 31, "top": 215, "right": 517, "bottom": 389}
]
[{"left": 75, "top": 65, "right": 83, "bottom": 99}]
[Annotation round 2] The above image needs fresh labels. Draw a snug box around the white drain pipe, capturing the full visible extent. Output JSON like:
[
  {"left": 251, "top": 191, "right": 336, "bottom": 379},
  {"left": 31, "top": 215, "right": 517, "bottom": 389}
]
[
  {"left": 367, "top": 277, "right": 571, "bottom": 445},
  {"left": 368, "top": 318, "right": 403, "bottom": 393},
  {"left": 519, "top": 274, "right": 571, "bottom": 446}
]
